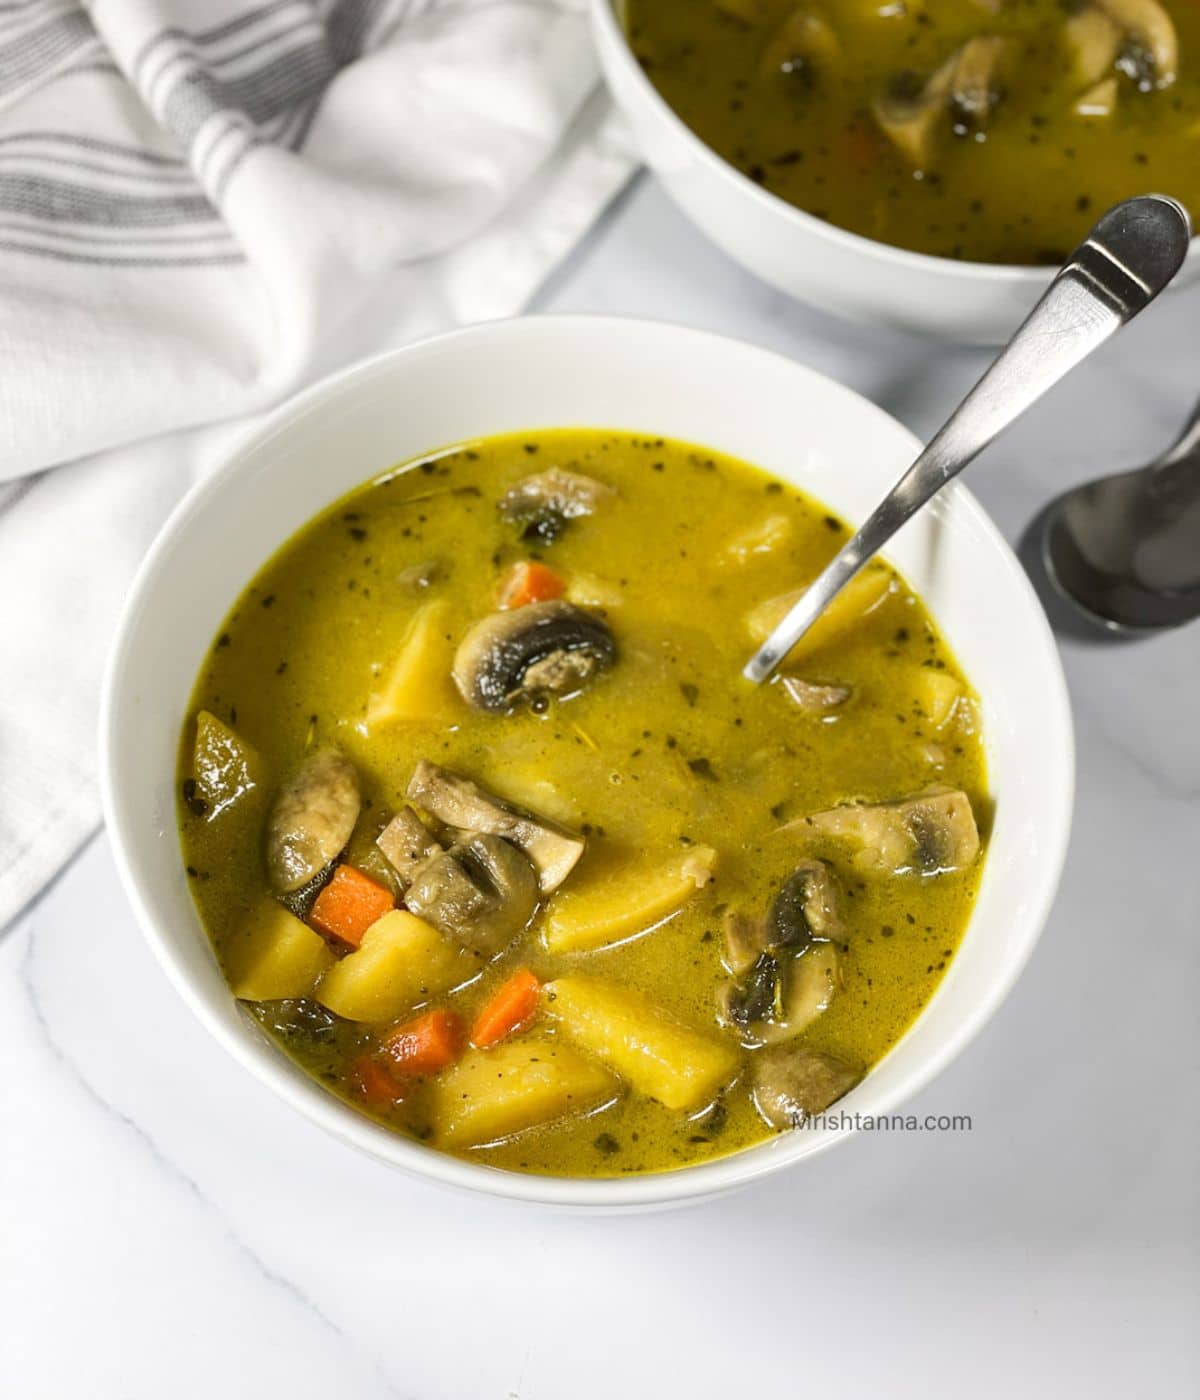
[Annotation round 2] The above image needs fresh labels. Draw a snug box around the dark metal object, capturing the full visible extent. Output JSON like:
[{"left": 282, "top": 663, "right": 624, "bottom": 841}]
[{"left": 1043, "top": 395, "right": 1200, "bottom": 631}]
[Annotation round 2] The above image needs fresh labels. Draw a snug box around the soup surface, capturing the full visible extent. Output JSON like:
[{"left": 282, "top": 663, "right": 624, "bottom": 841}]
[
  {"left": 178, "top": 430, "right": 987, "bottom": 1177},
  {"left": 623, "top": 0, "right": 1200, "bottom": 263}
]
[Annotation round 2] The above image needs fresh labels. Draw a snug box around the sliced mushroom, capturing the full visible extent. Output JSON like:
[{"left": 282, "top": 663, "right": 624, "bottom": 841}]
[
  {"left": 721, "top": 951, "right": 783, "bottom": 1029},
  {"left": 873, "top": 68, "right": 952, "bottom": 168},
  {"left": 722, "top": 858, "right": 841, "bottom": 974},
  {"left": 407, "top": 760, "right": 585, "bottom": 893},
  {"left": 719, "top": 859, "right": 844, "bottom": 1043},
  {"left": 874, "top": 37, "right": 1008, "bottom": 167},
  {"left": 265, "top": 748, "right": 360, "bottom": 893},
  {"left": 376, "top": 806, "right": 442, "bottom": 881},
  {"left": 721, "top": 941, "right": 842, "bottom": 1046},
  {"left": 1098, "top": 0, "right": 1177, "bottom": 87},
  {"left": 781, "top": 942, "right": 842, "bottom": 1036},
  {"left": 790, "top": 785, "right": 980, "bottom": 877},
  {"left": 405, "top": 833, "right": 538, "bottom": 956},
  {"left": 752, "top": 1046, "right": 863, "bottom": 1130},
  {"left": 780, "top": 676, "right": 852, "bottom": 714},
  {"left": 760, "top": 7, "right": 839, "bottom": 80},
  {"left": 722, "top": 909, "right": 765, "bottom": 976},
  {"left": 452, "top": 600, "right": 616, "bottom": 712},
  {"left": 767, "top": 858, "right": 842, "bottom": 950},
  {"left": 1065, "top": 5, "right": 1123, "bottom": 87},
  {"left": 948, "top": 35, "right": 1009, "bottom": 127},
  {"left": 498, "top": 467, "right": 614, "bottom": 544},
  {"left": 1074, "top": 74, "right": 1119, "bottom": 115}
]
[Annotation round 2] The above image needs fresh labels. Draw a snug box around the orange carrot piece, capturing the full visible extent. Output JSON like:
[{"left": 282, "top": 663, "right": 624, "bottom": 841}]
[
  {"left": 309, "top": 864, "right": 394, "bottom": 948},
  {"left": 498, "top": 561, "right": 565, "bottom": 609},
  {"left": 350, "top": 1054, "right": 409, "bottom": 1107},
  {"left": 382, "top": 1008, "right": 466, "bottom": 1077},
  {"left": 471, "top": 968, "right": 541, "bottom": 1048}
]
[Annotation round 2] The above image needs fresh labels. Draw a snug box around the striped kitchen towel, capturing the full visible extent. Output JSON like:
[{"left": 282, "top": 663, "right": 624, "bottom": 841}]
[{"left": 0, "top": 0, "right": 634, "bottom": 929}]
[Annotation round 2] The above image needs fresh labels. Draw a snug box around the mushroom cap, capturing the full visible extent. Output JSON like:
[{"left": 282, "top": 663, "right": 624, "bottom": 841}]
[
  {"left": 265, "top": 748, "right": 360, "bottom": 893},
  {"left": 752, "top": 1046, "right": 863, "bottom": 1130},
  {"left": 767, "top": 858, "right": 841, "bottom": 951},
  {"left": 406, "top": 760, "right": 586, "bottom": 893},
  {"left": 405, "top": 833, "right": 539, "bottom": 955},
  {"left": 1098, "top": 0, "right": 1178, "bottom": 87},
  {"left": 452, "top": 600, "right": 616, "bottom": 712}
]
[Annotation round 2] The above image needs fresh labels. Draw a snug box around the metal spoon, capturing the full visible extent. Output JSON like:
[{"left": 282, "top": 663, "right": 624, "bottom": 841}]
[
  {"left": 743, "top": 194, "right": 1192, "bottom": 684},
  {"left": 1041, "top": 392, "right": 1200, "bottom": 630}
]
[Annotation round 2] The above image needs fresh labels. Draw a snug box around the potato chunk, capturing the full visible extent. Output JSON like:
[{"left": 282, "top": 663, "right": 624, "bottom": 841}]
[
  {"left": 544, "top": 976, "right": 738, "bottom": 1110},
  {"left": 315, "top": 910, "right": 469, "bottom": 1022},
  {"left": 432, "top": 1040, "right": 618, "bottom": 1149},
  {"left": 366, "top": 599, "right": 459, "bottom": 727},
  {"left": 746, "top": 567, "right": 893, "bottom": 666},
  {"left": 543, "top": 846, "right": 716, "bottom": 953},
  {"left": 225, "top": 901, "right": 334, "bottom": 1001}
]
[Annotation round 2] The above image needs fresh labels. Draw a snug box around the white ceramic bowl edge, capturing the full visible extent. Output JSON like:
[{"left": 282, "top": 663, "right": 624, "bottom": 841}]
[{"left": 101, "top": 315, "right": 1074, "bottom": 1208}]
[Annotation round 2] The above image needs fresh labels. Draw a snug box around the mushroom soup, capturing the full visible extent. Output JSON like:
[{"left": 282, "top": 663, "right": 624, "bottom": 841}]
[
  {"left": 178, "top": 429, "right": 987, "bottom": 1177},
  {"left": 623, "top": 0, "right": 1200, "bottom": 264}
]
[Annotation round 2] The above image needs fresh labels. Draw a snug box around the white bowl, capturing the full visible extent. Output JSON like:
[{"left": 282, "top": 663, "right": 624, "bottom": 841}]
[
  {"left": 591, "top": 0, "right": 1200, "bottom": 342},
  {"left": 101, "top": 315, "right": 1073, "bottom": 1208}
]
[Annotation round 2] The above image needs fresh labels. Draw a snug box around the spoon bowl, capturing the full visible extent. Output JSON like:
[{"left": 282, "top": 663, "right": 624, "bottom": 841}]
[{"left": 1044, "top": 397, "right": 1200, "bottom": 630}]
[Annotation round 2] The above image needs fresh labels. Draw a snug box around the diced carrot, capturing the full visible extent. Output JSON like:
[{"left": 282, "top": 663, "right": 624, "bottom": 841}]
[
  {"left": 471, "top": 968, "right": 541, "bottom": 1048},
  {"left": 309, "top": 864, "right": 395, "bottom": 948},
  {"left": 498, "top": 561, "right": 565, "bottom": 609},
  {"left": 382, "top": 1008, "right": 466, "bottom": 1077},
  {"left": 350, "top": 1053, "right": 409, "bottom": 1107}
]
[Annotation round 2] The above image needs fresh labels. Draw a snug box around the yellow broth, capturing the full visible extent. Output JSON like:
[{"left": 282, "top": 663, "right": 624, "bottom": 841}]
[
  {"left": 178, "top": 430, "right": 987, "bottom": 1177},
  {"left": 623, "top": 0, "right": 1200, "bottom": 264}
]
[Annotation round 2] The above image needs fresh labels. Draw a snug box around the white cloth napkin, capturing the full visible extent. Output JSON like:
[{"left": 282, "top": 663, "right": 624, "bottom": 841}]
[{"left": 0, "top": 0, "right": 634, "bottom": 929}]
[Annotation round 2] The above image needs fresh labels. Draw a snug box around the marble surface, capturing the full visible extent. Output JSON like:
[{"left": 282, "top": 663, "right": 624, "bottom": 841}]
[{"left": 3, "top": 175, "right": 1198, "bottom": 1399}]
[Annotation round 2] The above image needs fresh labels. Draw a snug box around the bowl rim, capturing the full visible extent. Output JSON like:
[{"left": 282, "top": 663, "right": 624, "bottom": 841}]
[
  {"left": 589, "top": 0, "right": 1196, "bottom": 284},
  {"left": 99, "top": 313, "right": 1075, "bottom": 1207}
]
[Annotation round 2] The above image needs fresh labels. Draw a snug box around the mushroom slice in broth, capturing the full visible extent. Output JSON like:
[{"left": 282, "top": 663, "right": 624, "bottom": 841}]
[
  {"left": 1099, "top": 0, "right": 1178, "bottom": 87},
  {"left": 793, "top": 786, "right": 980, "bottom": 877},
  {"left": 406, "top": 760, "right": 586, "bottom": 893},
  {"left": 498, "top": 467, "right": 614, "bottom": 544},
  {"left": 376, "top": 806, "right": 441, "bottom": 881},
  {"left": 780, "top": 676, "right": 853, "bottom": 714},
  {"left": 453, "top": 601, "right": 616, "bottom": 713},
  {"left": 404, "top": 833, "right": 539, "bottom": 957},
  {"left": 874, "top": 36, "right": 1009, "bottom": 166},
  {"left": 721, "top": 858, "right": 842, "bottom": 972},
  {"left": 759, "top": 7, "right": 839, "bottom": 79},
  {"left": 721, "top": 941, "right": 843, "bottom": 1046},
  {"left": 720, "top": 860, "right": 845, "bottom": 1044},
  {"left": 722, "top": 909, "right": 765, "bottom": 976},
  {"left": 1065, "top": 4, "right": 1124, "bottom": 87},
  {"left": 265, "top": 748, "right": 360, "bottom": 893},
  {"left": 767, "top": 858, "right": 842, "bottom": 951},
  {"left": 753, "top": 1046, "right": 863, "bottom": 1130}
]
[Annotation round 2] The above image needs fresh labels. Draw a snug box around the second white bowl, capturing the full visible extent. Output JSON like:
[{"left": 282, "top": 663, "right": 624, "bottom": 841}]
[{"left": 590, "top": 0, "right": 1199, "bottom": 342}]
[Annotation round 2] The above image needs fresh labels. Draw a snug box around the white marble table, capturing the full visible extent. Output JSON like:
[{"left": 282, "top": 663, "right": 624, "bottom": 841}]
[{"left": 3, "top": 175, "right": 1198, "bottom": 1399}]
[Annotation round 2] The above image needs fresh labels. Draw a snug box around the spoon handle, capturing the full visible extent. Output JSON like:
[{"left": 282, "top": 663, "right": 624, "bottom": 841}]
[
  {"left": 1154, "top": 388, "right": 1200, "bottom": 471},
  {"left": 743, "top": 195, "right": 1192, "bottom": 684}
]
